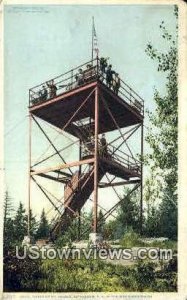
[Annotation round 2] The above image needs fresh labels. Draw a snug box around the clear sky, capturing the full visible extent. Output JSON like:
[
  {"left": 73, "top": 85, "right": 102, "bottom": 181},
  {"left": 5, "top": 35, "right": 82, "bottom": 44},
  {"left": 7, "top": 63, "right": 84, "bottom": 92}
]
[{"left": 4, "top": 4, "right": 177, "bottom": 220}]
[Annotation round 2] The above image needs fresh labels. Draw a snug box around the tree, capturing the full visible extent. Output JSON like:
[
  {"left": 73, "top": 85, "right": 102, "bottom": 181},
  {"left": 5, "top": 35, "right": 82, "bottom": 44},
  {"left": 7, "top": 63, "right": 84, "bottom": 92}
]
[
  {"left": 116, "top": 188, "right": 141, "bottom": 235},
  {"left": 143, "top": 176, "right": 161, "bottom": 237},
  {"left": 36, "top": 209, "right": 50, "bottom": 239},
  {"left": 28, "top": 209, "right": 38, "bottom": 238},
  {"left": 104, "top": 219, "right": 118, "bottom": 240},
  {"left": 145, "top": 206, "right": 161, "bottom": 237},
  {"left": 13, "top": 202, "right": 27, "bottom": 242},
  {"left": 145, "top": 6, "right": 178, "bottom": 239},
  {"left": 103, "top": 188, "right": 141, "bottom": 240},
  {"left": 65, "top": 210, "right": 93, "bottom": 241},
  {"left": 4, "top": 191, "right": 14, "bottom": 223},
  {"left": 4, "top": 191, "right": 15, "bottom": 249}
]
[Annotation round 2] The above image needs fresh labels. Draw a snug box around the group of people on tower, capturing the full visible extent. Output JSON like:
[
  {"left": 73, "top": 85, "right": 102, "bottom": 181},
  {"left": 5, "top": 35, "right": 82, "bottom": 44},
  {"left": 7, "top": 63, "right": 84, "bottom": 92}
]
[
  {"left": 37, "top": 80, "right": 57, "bottom": 102},
  {"left": 83, "top": 131, "right": 108, "bottom": 159},
  {"left": 74, "top": 58, "right": 121, "bottom": 95},
  {"left": 76, "top": 64, "right": 96, "bottom": 85},
  {"left": 32, "top": 56, "right": 121, "bottom": 106},
  {"left": 100, "top": 57, "right": 121, "bottom": 95}
]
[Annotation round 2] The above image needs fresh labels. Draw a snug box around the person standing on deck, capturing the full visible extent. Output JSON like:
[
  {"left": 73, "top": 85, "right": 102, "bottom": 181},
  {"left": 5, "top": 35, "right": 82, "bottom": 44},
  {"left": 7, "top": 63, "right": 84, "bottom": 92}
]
[
  {"left": 100, "top": 57, "right": 108, "bottom": 78},
  {"left": 75, "top": 68, "right": 84, "bottom": 86},
  {"left": 38, "top": 85, "right": 48, "bottom": 102},
  {"left": 47, "top": 80, "right": 57, "bottom": 98},
  {"left": 113, "top": 73, "right": 121, "bottom": 95},
  {"left": 41, "top": 85, "right": 48, "bottom": 100},
  {"left": 106, "top": 65, "right": 115, "bottom": 89}
]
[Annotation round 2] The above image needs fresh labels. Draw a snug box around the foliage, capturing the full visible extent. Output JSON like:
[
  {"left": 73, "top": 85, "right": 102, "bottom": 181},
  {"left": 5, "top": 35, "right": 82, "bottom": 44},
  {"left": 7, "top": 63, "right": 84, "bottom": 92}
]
[
  {"left": 147, "top": 239, "right": 177, "bottom": 252},
  {"left": 4, "top": 191, "right": 14, "bottom": 221},
  {"left": 144, "top": 7, "right": 178, "bottom": 239},
  {"left": 153, "top": 256, "right": 177, "bottom": 292},
  {"left": 38, "top": 258, "right": 124, "bottom": 292},
  {"left": 3, "top": 193, "right": 45, "bottom": 252},
  {"left": 120, "top": 229, "right": 146, "bottom": 248},
  {"left": 3, "top": 248, "right": 41, "bottom": 292},
  {"left": 54, "top": 210, "right": 93, "bottom": 243},
  {"left": 78, "top": 210, "right": 93, "bottom": 240},
  {"left": 36, "top": 209, "right": 50, "bottom": 239},
  {"left": 115, "top": 189, "right": 140, "bottom": 236},
  {"left": 55, "top": 235, "right": 70, "bottom": 248},
  {"left": 3, "top": 191, "right": 15, "bottom": 250},
  {"left": 104, "top": 219, "right": 119, "bottom": 240},
  {"left": 13, "top": 202, "right": 27, "bottom": 242},
  {"left": 104, "top": 189, "right": 141, "bottom": 240},
  {"left": 4, "top": 248, "right": 177, "bottom": 292},
  {"left": 144, "top": 206, "right": 161, "bottom": 237},
  {"left": 29, "top": 209, "right": 38, "bottom": 237},
  {"left": 132, "top": 260, "right": 156, "bottom": 291}
]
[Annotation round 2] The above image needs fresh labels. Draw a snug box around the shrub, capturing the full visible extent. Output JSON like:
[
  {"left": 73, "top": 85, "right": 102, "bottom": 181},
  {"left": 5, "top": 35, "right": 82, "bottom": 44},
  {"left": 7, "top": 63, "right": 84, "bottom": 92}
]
[
  {"left": 148, "top": 240, "right": 177, "bottom": 252},
  {"left": 120, "top": 229, "right": 146, "bottom": 248},
  {"left": 3, "top": 248, "right": 41, "bottom": 291},
  {"left": 38, "top": 258, "right": 125, "bottom": 292}
]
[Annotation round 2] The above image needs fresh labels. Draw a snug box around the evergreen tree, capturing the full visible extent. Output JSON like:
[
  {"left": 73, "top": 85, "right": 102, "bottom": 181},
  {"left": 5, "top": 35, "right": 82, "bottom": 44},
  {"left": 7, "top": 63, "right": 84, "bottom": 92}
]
[
  {"left": 116, "top": 188, "right": 141, "bottom": 236},
  {"left": 13, "top": 202, "right": 27, "bottom": 242},
  {"left": 36, "top": 209, "right": 50, "bottom": 239},
  {"left": 145, "top": 6, "right": 178, "bottom": 239},
  {"left": 4, "top": 191, "right": 14, "bottom": 223},
  {"left": 3, "top": 191, "right": 15, "bottom": 249},
  {"left": 69, "top": 210, "right": 93, "bottom": 241},
  {"left": 103, "top": 189, "right": 141, "bottom": 240},
  {"left": 28, "top": 209, "right": 38, "bottom": 238}
]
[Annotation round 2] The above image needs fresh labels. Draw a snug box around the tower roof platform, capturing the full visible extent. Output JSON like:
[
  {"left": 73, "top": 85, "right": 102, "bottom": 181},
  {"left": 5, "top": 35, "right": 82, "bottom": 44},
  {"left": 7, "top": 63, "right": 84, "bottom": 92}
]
[{"left": 29, "top": 58, "right": 144, "bottom": 137}]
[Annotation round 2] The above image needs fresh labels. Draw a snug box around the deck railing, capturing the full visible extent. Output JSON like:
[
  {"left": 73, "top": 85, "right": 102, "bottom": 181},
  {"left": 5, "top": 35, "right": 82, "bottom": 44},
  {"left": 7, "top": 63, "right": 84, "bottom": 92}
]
[
  {"left": 29, "top": 57, "right": 144, "bottom": 115},
  {"left": 106, "top": 144, "right": 141, "bottom": 175},
  {"left": 81, "top": 139, "right": 141, "bottom": 175}
]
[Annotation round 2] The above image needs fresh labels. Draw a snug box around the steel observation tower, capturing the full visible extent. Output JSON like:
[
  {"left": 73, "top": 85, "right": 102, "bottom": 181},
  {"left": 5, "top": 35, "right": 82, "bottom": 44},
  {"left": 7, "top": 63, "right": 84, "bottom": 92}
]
[{"left": 27, "top": 25, "right": 144, "bottom": 243}]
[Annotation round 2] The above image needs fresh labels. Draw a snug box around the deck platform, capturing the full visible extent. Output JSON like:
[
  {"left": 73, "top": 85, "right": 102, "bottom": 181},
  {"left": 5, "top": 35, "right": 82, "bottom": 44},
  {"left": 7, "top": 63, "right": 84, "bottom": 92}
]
[{"left": 29, "top": 80, "right": 143, "bottom": 136}]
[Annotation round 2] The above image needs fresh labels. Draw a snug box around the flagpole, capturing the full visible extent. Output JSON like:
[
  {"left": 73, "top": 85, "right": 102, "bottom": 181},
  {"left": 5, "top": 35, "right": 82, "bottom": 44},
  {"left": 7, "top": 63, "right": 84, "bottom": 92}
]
[{"left": 92, "top": 16, "right": 94, "bottom": 62}]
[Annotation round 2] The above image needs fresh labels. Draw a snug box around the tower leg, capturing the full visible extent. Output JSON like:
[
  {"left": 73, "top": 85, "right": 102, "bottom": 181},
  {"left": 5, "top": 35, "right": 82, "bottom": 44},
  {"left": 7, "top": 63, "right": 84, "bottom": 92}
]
[
  {"left": 78, "top": 140, "right": 82, "bottom": 240},
  {"left": 78, "top": 209, "right": 81, "bottom": 241},
  {"left": 140, "top": 121, "right": 144, "bottom": 235},
  {"left": 93, "top": 86, "right": 99, "bottom": 233},
  {"left": 28, "top": 113, "right": 32, "bottom": 238},
  {"left": 23, "top": 113, "right": 32, "bottom": 246}
]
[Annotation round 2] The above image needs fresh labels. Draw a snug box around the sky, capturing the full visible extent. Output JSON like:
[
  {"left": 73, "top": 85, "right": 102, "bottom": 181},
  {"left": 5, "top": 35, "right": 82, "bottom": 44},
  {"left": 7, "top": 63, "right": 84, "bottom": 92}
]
[{"left": 4, "top": 4, "right": 177, "bottom": 221}]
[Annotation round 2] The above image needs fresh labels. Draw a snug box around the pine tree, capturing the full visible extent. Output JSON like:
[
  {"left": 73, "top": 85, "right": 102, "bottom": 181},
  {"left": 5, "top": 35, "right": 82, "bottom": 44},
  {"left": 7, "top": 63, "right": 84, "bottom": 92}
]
[
  {"left": 3, "top": 191, "right": 15, "bottom": 249},
  {"left": 13, "top": 202, "right": 27, "bottom": 242},
  {"left": 117, "top": 188, "right": 140, "bottom": 235},
  {"left": 29, "top": 209, "right": 38, "bottom": 238},
  {"left": 4, "top": 191, "right": 14, "bottom": 223},
  {"left": 36, "top": 209, "right": 50, "bottom": 239}
]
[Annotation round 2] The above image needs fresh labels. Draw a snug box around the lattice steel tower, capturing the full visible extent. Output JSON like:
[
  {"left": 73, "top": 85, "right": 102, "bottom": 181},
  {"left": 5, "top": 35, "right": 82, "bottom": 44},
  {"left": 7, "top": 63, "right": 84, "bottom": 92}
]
[{"left": 28, "top": 57, "right": 144, "bottom": 241}]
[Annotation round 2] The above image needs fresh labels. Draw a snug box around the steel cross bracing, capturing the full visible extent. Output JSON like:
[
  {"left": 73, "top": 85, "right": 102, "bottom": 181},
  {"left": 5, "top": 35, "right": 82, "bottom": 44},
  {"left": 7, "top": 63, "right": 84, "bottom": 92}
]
[{"left": 28, "top": 59, "right": 144, "bottom": 240}]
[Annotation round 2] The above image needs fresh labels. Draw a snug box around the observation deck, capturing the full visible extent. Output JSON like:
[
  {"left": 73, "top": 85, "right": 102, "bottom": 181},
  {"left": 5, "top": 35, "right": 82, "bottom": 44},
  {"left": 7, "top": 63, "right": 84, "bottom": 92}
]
[{"left": 29, "top": 57, "right": 144, "bottom": 137}]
